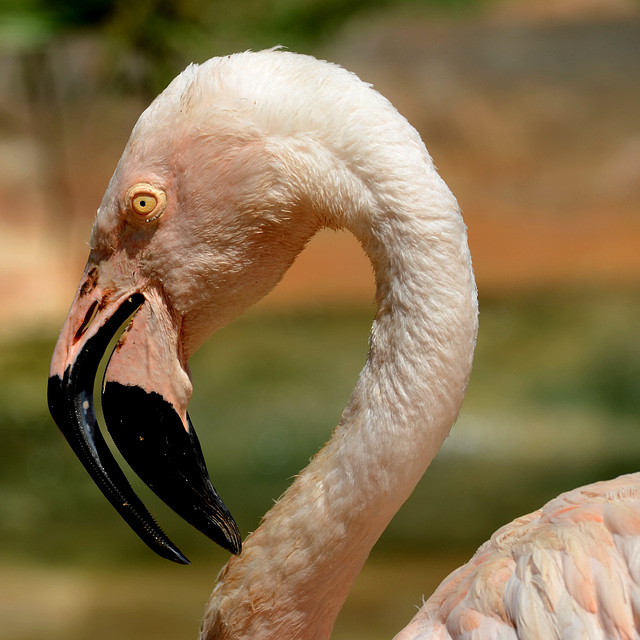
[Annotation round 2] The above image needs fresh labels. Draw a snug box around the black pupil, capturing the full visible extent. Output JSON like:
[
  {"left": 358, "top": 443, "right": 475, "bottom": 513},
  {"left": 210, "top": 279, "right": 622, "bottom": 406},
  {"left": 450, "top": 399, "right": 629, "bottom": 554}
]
[{"left": 139, "top": 200, "right": 146, "bottom": 207}]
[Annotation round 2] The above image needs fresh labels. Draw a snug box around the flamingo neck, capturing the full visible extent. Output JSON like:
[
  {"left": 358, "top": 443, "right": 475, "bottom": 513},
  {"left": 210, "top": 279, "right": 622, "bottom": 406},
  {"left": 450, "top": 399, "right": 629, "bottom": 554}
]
[{"left": 200, "top": 146, "right": 478, "bottom": 639}]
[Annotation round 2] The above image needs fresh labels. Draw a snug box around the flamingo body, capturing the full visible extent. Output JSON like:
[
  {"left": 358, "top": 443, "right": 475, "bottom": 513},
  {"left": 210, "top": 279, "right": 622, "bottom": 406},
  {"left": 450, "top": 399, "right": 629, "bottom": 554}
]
[
  {"left": 46, "top": 49, "right": 640, "bottom": 640},
  {"left": 400, "top": 473, "right": 640, "bottom": 639}
]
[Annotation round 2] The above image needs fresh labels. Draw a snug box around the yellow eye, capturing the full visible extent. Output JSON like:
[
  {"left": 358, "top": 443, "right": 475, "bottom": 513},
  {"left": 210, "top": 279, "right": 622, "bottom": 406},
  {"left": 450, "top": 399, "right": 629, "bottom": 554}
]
[
  {"left": 126, "top": 183, "right": 167, "bottom": 224},
  {"left": 132, "top": 194, "right": 157, "bottom": 215}
]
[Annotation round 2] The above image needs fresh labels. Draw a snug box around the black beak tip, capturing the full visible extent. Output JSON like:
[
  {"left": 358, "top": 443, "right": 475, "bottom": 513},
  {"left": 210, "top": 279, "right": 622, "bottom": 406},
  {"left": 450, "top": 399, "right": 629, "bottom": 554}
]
[
  {"left": 102, "top": 381, "right": 242, "bottom": 556},
  {"left": 47, "top": 372, "right": 193, "bottom": 565}
]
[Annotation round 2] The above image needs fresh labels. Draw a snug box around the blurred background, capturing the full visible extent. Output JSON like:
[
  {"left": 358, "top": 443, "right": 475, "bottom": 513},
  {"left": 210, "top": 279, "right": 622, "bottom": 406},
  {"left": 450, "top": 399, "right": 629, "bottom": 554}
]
[{"left": 1, "top": 0, "right": 639, "bottom": 638}]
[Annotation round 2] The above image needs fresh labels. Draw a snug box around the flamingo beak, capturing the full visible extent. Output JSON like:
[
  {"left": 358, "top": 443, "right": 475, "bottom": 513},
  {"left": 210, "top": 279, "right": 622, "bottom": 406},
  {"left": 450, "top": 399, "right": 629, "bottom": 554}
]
[{"left": 47, "top": 265, "right": 241, "bottom": 564}]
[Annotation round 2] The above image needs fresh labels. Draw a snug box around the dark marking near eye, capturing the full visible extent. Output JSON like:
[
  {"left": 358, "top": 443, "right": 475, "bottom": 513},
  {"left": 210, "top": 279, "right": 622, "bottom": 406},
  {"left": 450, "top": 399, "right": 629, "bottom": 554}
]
[{"left": 79, "top": 266, "right": 99, "bottom": 299}]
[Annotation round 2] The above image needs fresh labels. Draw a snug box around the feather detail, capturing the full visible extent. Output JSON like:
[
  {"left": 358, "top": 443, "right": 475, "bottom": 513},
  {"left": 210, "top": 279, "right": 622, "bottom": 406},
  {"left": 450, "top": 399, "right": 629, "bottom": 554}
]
[{"left": 402, "top": 473, "right": 640, "bottom": 639}]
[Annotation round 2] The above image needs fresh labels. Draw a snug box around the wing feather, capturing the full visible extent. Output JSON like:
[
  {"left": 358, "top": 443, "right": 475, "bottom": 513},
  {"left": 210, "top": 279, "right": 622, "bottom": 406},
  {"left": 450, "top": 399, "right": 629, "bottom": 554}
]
[{"left": 396, "top": 473, "right": 640, "bottom": 639}]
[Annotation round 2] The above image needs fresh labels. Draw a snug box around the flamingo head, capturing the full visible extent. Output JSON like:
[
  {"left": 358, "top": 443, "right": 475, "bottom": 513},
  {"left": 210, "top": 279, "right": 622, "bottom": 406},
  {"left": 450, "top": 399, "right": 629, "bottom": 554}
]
[{"left": 47, "top": 56, "right": 322, "bottom": 564}]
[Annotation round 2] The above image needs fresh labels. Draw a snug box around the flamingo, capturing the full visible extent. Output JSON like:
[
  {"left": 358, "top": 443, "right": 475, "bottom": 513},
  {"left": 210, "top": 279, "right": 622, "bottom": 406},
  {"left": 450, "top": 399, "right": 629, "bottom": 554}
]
[{"left": 48, "top": 49, "right": 640, "bottom": 639}]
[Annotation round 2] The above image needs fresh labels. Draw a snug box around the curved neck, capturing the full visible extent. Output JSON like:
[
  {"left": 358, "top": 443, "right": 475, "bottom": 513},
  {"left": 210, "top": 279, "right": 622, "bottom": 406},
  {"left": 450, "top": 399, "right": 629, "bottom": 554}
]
[{"left": 201, "top": 147, "right": 478, "bottom": 639}]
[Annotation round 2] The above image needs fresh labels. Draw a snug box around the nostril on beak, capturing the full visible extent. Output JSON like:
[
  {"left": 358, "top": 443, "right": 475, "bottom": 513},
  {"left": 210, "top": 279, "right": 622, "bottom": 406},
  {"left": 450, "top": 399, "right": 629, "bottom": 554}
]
[{"left": 74, "top": 300, "right": 99, "bottom": 343}]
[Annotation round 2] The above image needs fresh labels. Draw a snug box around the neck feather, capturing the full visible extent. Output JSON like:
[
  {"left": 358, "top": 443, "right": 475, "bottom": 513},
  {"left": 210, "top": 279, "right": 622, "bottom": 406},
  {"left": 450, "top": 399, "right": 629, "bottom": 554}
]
[{"left": 201, "top": 139, "right": 478, "bottom": 639}]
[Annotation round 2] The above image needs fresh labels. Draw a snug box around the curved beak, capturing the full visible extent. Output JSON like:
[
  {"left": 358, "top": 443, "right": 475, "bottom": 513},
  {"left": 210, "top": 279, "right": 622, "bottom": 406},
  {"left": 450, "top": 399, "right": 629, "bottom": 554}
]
[{"left": 48, "top": 264, "right": 241, "bottom": 564}]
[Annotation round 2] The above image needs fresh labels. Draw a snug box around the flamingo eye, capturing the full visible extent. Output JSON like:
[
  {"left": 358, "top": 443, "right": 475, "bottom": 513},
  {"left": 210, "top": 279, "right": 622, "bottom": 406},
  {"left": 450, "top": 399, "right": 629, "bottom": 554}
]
[
  {"left": 126, "top": 184, "right": 167, "bottom": 224},
  {"left": 133, "top": 195, "right": 156, "bottom": 213}
]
